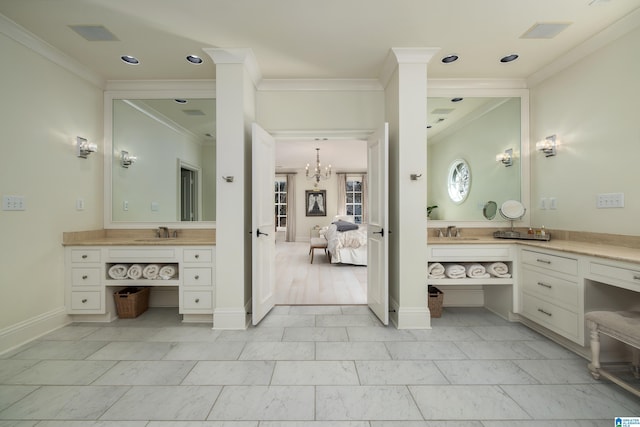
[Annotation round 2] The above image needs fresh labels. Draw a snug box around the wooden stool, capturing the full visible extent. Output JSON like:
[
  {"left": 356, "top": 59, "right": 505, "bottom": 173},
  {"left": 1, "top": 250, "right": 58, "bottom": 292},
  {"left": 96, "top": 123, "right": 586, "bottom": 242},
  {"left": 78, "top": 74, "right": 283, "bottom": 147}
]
[
  {"left": 585, "top": 310, "right": 640, "bottom": 398},
  {"left": 309, "top": 237, "right": 328, "bottom": 264}
]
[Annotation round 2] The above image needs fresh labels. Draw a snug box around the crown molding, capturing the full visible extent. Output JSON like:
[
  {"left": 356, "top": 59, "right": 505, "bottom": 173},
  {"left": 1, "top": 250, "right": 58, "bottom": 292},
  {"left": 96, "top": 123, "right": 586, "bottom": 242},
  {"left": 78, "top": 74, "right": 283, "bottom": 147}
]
[
  {"left": 379, "top": 47, "right": 441, "bottom": 88},
  {"left": 203, "top": 48, "right": 262, "bottom": 86},
  {"left": 0, "top": 13, "right": 104, "bottom": 88},
  {"left": 258, "top": 79, "right": 383, "bottom": 91},
  {"left": 105, "top": 79, "right": 216, "bottom": 95},
  {"left": 527, "top": 6, "right": 640, "bottom": 87},
  {"left": 427, "top": 78, "right": 528, "bottom": 91}
]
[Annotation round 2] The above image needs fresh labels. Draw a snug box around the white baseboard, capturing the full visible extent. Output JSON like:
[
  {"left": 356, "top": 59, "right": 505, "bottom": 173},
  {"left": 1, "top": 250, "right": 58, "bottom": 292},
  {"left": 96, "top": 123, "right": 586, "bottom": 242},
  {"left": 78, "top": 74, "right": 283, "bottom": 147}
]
[
  {"left": 213, "top": 303, "right": 249, "bottom": 330},
  {"left": 182, "top": 314, "right": 213, "bottom": 324},
  {"left": 0, "top": 307, "right": 71, "bottom": 355},
  {"left": 397, "top": 305, "right": 431, "bottom": 329}
]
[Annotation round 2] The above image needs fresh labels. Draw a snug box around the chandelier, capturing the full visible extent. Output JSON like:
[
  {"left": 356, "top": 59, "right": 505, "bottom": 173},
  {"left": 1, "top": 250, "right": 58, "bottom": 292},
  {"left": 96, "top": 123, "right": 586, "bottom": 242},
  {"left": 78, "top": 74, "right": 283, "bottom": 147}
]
[{"left": 306, "top": 147, "right": 331, "bottom": 187}]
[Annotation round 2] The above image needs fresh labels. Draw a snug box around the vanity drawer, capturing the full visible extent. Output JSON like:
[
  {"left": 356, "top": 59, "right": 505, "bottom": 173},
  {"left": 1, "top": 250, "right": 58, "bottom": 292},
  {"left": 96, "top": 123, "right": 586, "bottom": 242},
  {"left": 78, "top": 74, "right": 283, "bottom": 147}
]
[
  {"left": 71, "top": 249, "right": 101, "bottom": 263},
  {"left": 522, "top": 292, "right": 579, "bottom": 341},
  {"left": 429, "top": 245, "right": 511, "bottom": 260},
  {"left": 183, "top": 249, "right": 212, "bottom": 263},
  {"left": 70, "top": 291, "right": 102, "bottom": 310},
  {"left": 521, "top": 267, "right": 579, "bottom": 309},
  {"left": 182, "top": 291, "right": 212, "bottom": 310},
  {"left": 521, "top": 250, "right": 578, "bottom": 276},
  {"left": 183, "top": 268, "right": 212, "bottom": 286},
  {"left": 589, "top": 261, "right": 640, "bottom": 291},
  {"left": 71, "top": 268, "right": 101, "bottom": 286}
]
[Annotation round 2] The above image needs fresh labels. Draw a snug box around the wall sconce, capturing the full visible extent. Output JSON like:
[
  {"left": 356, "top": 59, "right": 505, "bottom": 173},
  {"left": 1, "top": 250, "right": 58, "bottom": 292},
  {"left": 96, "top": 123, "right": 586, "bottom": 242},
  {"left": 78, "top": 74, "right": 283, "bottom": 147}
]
[
  {"left": 536, "top": 134, "right": 557, "bottom": 157},
  {"left": 120, "top": 150, "right": 137, "bottom": 168},
  {"left": 495, "top": 148, "right": 513, "bottom": 167},
  {"left": 76, "top": 137, "right": 97, "bottom": 158}
]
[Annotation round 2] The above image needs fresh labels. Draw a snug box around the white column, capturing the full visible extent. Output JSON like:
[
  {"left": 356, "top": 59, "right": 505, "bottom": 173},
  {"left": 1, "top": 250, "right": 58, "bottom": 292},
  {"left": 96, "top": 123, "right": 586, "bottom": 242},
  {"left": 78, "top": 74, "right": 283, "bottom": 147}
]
[
  {"left": 381, "top": 48, "right": 439, "bottom": 328},
  {"left": 204, "top": 48, "right": 260, "bottom": 329}
]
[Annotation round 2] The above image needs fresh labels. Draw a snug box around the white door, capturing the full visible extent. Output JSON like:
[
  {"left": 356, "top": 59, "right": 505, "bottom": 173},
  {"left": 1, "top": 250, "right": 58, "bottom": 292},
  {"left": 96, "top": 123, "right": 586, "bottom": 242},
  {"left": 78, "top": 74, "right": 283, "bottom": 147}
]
[
  {"left": 252, "top": 123, "right": 276, "bottom": 325},
  {"left": 367, "top": 124, "right": 389, "bottom": 324}
]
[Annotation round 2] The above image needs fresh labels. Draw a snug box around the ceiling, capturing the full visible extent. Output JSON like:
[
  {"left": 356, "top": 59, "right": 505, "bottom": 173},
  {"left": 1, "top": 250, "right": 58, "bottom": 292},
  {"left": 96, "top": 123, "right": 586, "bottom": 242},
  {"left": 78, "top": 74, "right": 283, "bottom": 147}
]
[
  {"left": 1, "top": 0, "right": 638, "bottom": 82},
  {"left": 2, "top": 1, "right": 638, "bottom": 170}
]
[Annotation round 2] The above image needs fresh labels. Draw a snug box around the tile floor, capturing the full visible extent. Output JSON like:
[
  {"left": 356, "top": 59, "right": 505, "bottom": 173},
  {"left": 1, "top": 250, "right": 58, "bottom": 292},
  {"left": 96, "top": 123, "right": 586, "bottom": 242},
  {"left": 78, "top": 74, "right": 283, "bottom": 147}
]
[{"left": 0, "top": 306, "right": 639, "bottom": 426}]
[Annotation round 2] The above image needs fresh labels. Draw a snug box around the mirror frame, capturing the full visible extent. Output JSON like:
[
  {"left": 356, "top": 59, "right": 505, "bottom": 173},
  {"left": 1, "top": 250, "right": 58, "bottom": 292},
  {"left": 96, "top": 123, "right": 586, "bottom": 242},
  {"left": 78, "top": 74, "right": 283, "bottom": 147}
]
[
  {"left": 427, "top": 82, "right": 530, "bottom": 228},
  {"left": 104, "top": 81, "right": 217, "bottom": 229}
]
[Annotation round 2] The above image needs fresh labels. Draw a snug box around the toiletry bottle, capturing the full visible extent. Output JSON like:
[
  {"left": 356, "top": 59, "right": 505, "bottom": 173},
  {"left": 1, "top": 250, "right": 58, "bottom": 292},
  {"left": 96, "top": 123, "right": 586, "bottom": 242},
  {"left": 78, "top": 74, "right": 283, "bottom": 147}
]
[
  {"left": 540, "top": 226, "right": 546, "bottom": 237},
  {"left": 528, "top": 227, "right": 533, "bottom": 235}
]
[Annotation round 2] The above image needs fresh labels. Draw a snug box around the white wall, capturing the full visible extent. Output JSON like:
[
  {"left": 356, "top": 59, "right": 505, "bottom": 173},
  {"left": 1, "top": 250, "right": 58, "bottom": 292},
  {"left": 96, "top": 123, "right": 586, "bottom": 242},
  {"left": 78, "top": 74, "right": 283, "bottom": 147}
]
[
  {"left": 0, "top": 33, "right": 103, "bottom": 339},
  {"left": 530, "top": 26, "right": 640, "bottom": 236}
]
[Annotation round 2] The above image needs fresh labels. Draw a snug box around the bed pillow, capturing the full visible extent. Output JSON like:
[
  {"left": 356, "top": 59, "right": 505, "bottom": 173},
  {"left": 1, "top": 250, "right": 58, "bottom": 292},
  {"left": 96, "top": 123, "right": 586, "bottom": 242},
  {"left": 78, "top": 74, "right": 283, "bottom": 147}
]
[
  {"left": 333, "top": 220, "right": 359, "bottom": 232},
  {"left": 332, "top": 215, "right": 355, "bottom": 223}
]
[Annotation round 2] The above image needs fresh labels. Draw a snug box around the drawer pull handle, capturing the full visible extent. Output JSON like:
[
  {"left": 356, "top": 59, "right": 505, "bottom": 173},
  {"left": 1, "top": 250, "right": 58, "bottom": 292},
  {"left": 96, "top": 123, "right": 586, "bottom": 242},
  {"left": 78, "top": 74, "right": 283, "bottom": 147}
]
[
  {"left": 82, "top": 275, "right": 88, "bottom": 280},
  {"left": 537, "top": 281, "right": 552, "bottom": 289},
  {"left": 195, "top": 298, "right": 200, "bottom": 303},
  {"left": 537, "top": 308, "right": 552, "bottom": 317},
  {"left": 81, "top": 299, "right": 88, "bottom": 303},
  {"left": 195, "top": 254, "right": 200, "bottom": 259},
  {"left": 536, "top": 258, "right": 551, "bottom": 264},
  {"left": 82, "top": 254, "right": 88, "bottom": 259},
  {"left": 195, "top": 275, "right": 200, "bottom": 280}
]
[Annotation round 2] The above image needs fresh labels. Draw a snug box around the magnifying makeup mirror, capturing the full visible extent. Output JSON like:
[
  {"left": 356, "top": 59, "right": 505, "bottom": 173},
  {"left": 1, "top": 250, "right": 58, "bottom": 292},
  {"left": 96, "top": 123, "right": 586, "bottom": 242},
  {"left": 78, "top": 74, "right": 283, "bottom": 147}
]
[
  {"left": 498, "top": 199, "right": 526, "bottom": 237},
  {"left": 483, "top": 201, "right": 497, "bottom": 220}
]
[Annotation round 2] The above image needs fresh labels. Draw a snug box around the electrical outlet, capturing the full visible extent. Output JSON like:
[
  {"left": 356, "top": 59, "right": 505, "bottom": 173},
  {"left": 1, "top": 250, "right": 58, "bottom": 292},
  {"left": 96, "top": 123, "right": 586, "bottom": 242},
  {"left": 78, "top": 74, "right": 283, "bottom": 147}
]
[
  {"left": 597, "top": 193, "right": 624, "bottom": 208},
  {"left": 539, "top": 197, "right": 547, "bottom": 210},
  {"left": 2, "top": 195, "right": 26, "bottom": 211},
  {"left": 123, "top": 200, "right": 129, "bottom": 211},
  {"left": 76, "top": 198, "right": 85, "bottom": 211},
  {"left": 549, "top": 197, "right": 557, "bottom": 210},
  {"left": 151, "top": 202, "right": 159, "bottom": 212}
]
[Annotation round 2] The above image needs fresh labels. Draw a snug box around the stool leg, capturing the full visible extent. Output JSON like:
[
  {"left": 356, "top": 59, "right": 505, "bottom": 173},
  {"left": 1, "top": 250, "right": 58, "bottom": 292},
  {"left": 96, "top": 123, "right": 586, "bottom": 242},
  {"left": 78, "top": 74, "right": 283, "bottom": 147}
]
[
  {"left": 310, "top": 248, "right": 314, "bottom": 264},
  {"left": 587, "top": 321, "right": 601, "bottom": 380},
  {"left": 632, "top": 348, "right": 640, "bottom": 379}
]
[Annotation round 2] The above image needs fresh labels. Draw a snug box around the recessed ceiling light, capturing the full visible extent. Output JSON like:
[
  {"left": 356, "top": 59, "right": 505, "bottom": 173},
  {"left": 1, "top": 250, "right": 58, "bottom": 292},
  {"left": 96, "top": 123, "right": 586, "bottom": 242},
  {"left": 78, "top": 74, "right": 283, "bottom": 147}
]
[
  {"left": 500, "top": 54, "right": 519, "bottom": 63},
  {"left": 441, "top": 54, "right": 459, "bottom": 64},
  {"left": 426, "top": 125, "right": 433, "bottom": 129},
  {"left": 174, "top": 99, "right": 188, "bottom": 104},
  {"left": 120, "top": 55, "right": 140, "bottom": 65},
  {"left": 186, "top": 55, "right": 204, "bottom": 64},
  {"left": 521, "top": 22, "right": 572, "bottom": 39},
  {"left": 451, "top": 97, "right": 464, "bottom": 103}
]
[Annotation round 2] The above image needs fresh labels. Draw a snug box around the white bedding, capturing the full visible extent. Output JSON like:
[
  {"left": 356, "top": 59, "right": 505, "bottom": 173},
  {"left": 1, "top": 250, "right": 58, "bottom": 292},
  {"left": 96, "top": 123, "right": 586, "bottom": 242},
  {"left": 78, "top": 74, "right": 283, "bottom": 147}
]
[{"left": 324, "top": 223, "right": 368, "bottom": 265}]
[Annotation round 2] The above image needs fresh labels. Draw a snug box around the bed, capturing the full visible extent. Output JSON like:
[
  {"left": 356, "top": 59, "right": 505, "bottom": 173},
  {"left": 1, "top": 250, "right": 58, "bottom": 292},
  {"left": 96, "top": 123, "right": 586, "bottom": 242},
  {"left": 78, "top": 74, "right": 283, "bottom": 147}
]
[{"left": 321, "top": 216, "right": 367, "bottom": 266}]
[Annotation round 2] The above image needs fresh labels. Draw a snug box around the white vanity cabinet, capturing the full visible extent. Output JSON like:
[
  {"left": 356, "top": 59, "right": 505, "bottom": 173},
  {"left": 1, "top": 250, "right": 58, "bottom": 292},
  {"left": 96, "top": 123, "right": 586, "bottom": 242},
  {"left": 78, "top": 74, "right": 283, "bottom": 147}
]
[
  {"left": 519, "top": 248, "right": 582, "bottom": 344},
  {"left": 64, "top": 245, "right": 215, "bottom": 320}
]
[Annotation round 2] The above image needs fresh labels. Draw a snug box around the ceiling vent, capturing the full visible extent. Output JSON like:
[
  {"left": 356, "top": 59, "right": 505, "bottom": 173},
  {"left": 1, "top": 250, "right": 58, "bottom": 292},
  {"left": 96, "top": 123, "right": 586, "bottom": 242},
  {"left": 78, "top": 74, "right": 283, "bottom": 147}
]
[
  {"left": 68, "top": 25, "right": 119, "bottom": 41},
  {"left": 521, "top": 22, "right": 572, "bottom": 39}
]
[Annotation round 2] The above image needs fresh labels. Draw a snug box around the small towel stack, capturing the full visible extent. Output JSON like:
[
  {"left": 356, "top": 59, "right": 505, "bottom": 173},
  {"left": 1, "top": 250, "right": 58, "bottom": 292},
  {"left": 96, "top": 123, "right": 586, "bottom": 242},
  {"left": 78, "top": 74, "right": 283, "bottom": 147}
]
[
  {"left": 444, "top": 264, "right": 466, "bottom": 279},
  {"left": 142, "top": 264, "right": 160, "bottom": 279},
  {"left": 159, "top": 265, "right": 177, "bottom": 280},
  {"left": 127, "top": 264, "right": 143, "bottom": 280},
  {"left": 463, "top": 263, "right": 490, "bottom": 278},
  {"left": 108, "top": 264, "right": 128, "bottom": 280},
  {"left": 428, "top": 262, "right": 445, "bottom": 279},
  {"left": 485, "top": 262, "right": 511, "bottom": 278}
]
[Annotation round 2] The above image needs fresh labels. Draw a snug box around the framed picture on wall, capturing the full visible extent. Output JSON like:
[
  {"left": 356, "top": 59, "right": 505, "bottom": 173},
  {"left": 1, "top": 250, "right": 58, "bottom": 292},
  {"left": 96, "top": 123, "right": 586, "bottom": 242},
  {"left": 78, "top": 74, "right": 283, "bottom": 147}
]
[{"left": 305, "top": 190, "right": 327, "bottom": 217}]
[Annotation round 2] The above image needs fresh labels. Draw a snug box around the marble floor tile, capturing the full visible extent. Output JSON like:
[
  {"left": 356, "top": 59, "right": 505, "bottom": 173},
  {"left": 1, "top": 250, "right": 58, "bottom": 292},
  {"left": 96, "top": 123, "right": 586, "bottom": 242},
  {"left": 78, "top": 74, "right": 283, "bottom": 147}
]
[
  {"left": 471, "top": 325, "right": 544, "bottom": 341},
  {"left": 455, "top": 341, "right": 545, "bottom": 360},
  {"left": 371, "top": 422, "right": 483, "bottom": 427},
  {"left": 93, "top": 360, "right": 195, "bottom": 385},
  {"left": 269, "top": 306, "right": 292, "bottom": 315},
  {"left": 145, "top": 422, "right": 258, "bottom": 427},
  {"left": 315, "top": 314, "right": 381, "bottom": 327},
  {"left": 100, "top": 386, "right": 222, "bottom": 421},
  {"left": 256, "top": 315, "right": 316, "bottom": 328},
  {"left": 315, "top": 342, "right": 391, "bottom": 360},
  {"left": 216, "top": 328, "right": 284, "bottom": 342},
  {"left": 430, "top": 307, "right": 510, "bottom": 327},
  {"left": 345, "top": 327, "right": 416, "bottom": 342},
  {"left": 82, "top": 327, "right": 162, "bottom": 342},
  {"left": 0, "top": 386, "right": 38, "bottom": 412},
  {"left": 435, "top": 360, "right": 539, "bottom": 385},
  {"left": 514, "top": 359, "right": 596, "bottom": 384},
  {"left": 0, "top": 361, "right": 38, "bottom": 383},
  {"left": 316, "top": 385, "right": 423, "bottom": 420},
  {"left": 288, "top": 305, "right": 342, "bottom": 315},
  {"left": 409, "top": 327, "right": 483, "bottom": 342},
  {"left": 238, "top": 342, "right": 314, "bottom": 361},
  {"left": 282, "top": 327, "right": 348, "bottom": 342},
  {"left": 340, "top": 305, "right": 373, "bottom": 315},
  {"left": 0, "top": 421, "right": 38, "bottom": 427},
  {"left": 182, "top": 361, "right": 274, "bottom": 385},
  {"left": 87, "top": 341, "right": 173, "bottom": 360},
  {"left": 0, "top": 386, "right": 128, "bottom": 420},
  {"left": 271, "top": 361, "right": 359, "bottom": 385},
  {"left": 385, "top": 341, "right": 467, "bottom": 360},
  {"left": 147, "top": 326, "right": 220, "bottom": 342},
  {"left": 590, "top": 383, "right": 640, "bottom": 412},
  {"left": 162, "top": 342, "right": 246, "bottom": 361},
  {"left": 521, "top": 340, "right": 582, "bottom": 360},
  {"left": 261, "top": 423, "right": 369, "bottom": 427},
  {"left": 36, "top": 422, "right": 148, "bottom": 427},
  {"left": 500, "top": 384, "right": 639, "bottom": 419},
  {"left": 207, "top": 386, "right": 314, "bottom": 421},
  {"left": 5, "top": 360, "right": 116, "bottom": 385},
  {"left": 10, "top": 341, "right": 107, "bottom": 360},
  {"left": 37, "top": 326, "right": 99, "bottom": 341},
  {"left": 409, "top": 385, "right": 531, "bottom": 420},
  {"left": 356, "top": 360, "right": 449, "bottom": 385},
  {"left": 481, "top": 422, "right": 608, "bottom": 427}
]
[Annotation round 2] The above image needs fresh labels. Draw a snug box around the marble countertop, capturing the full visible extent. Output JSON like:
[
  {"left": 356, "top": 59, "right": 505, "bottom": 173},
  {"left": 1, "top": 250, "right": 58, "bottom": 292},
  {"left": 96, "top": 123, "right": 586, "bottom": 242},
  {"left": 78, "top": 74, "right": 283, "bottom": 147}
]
[
  {"left": 428, "top": 236, "right": 640, "bottom": 265},
  {"left": 62, "top": 229, "right": 216, "bottom": 246}
]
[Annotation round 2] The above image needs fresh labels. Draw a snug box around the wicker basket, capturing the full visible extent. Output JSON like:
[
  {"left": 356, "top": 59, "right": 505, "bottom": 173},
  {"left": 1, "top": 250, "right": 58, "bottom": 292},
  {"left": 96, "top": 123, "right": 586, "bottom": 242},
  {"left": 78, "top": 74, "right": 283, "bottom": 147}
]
[
  {"left": 427, "top": 286, "right": 444, "bottom": 318},
  {"left": 114, "top": 287, "right": 150, "bottom": 318}
]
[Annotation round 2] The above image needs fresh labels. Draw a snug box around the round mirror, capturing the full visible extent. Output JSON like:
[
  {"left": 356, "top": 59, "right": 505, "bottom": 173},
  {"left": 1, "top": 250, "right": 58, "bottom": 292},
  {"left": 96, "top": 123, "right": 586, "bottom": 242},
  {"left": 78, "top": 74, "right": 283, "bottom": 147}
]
[
  {"left": 447, "top": 159, "right": 471, "bottom": 204},
  {"left": 483, "top": 201, "right": 498, "bottom": 220},
  {"left": 500, "top": 199, "right": 526, "bottom": 220}
]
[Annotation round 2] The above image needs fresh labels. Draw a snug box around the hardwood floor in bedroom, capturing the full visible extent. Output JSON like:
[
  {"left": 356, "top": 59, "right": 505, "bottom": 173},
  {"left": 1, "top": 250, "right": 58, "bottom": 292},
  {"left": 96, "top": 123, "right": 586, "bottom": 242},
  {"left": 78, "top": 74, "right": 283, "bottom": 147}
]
[{"left": 275, "top": 241, "right": 367, "bottom": 305}]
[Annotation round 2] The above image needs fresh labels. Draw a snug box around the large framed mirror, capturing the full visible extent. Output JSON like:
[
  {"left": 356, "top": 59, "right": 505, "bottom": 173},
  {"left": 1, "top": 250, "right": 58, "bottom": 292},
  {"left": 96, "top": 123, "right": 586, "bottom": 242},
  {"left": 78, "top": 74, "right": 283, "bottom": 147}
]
[
  {"left": 104, "top": 83, "right": 216, "bottom": 228},
  {"left": 426, "top": 86, "right": 530, "bottom": 227}
]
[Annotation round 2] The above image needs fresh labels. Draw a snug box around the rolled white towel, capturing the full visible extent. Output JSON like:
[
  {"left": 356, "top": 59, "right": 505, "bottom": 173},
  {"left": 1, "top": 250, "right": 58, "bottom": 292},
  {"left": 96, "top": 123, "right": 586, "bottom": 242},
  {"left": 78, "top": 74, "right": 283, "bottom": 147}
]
[
  {"left": 485, "top": 262, "right": 511, "bottom": 278},
  {"left": 428, "top": 262, "right": 445, "bottom": 279},
  {"left": 142, "top": 264, "right": 160, "bottom": 280},
  {"left": 463, "top": 263, "right": 490, "bottom": 278},
  {"left": 108, "top": 264, "right": 128, "bottom": 280},
  {"left": 444, "top": 264, "right": 466, "bottom": 279},
  {"left": 159, "top": 265, "right": 177, "bottom": 280},
  {"left": 127, "top": 264, "right": 143, "bottom": 280}
]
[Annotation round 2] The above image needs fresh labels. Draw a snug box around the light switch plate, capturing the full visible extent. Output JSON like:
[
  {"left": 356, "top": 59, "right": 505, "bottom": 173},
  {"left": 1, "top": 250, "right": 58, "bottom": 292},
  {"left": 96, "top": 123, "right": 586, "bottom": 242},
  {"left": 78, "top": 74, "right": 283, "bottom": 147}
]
[
  {"left": 2, "top": 195, "right": 26, "bottom": 211},
  {"left": 597, "top": 192, "right": 624, "bottom": 208}
]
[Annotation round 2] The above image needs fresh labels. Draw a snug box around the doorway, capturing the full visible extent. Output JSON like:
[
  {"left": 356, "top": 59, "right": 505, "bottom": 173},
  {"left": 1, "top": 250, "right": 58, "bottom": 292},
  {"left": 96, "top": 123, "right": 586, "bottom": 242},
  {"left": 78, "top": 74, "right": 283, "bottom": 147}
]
[{"left": 179, "top": 161, "right": 200, "bottom": 221}]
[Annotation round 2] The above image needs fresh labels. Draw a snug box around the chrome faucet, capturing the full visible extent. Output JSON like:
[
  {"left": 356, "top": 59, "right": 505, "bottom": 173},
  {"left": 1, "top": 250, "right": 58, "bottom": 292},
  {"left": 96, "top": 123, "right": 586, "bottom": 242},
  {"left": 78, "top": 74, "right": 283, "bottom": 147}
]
[
  {"left": 446, "top": 225, "right": 457, "bottom": 238},
  {"left": 157, "top": 226, "right": 169, "bottom": 238}
]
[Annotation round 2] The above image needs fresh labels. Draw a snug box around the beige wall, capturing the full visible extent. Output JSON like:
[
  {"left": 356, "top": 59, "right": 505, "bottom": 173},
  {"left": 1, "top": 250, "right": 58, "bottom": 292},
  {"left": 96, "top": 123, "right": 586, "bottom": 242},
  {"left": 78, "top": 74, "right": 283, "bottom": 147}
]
[
  {"left": 530, "top": 26, "right": 640, "bottom": 236},
  {"left": 0, "top": 33, "right": 103, "bottom": 331}
]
